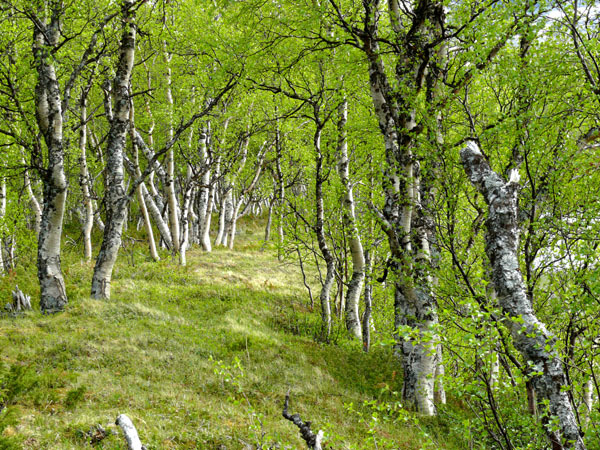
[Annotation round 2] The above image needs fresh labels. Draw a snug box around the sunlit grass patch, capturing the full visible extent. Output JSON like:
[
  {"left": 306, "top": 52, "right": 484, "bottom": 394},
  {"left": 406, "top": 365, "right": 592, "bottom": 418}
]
[{"left": 0, "top": 227, "right": 467, "bottom": 449}]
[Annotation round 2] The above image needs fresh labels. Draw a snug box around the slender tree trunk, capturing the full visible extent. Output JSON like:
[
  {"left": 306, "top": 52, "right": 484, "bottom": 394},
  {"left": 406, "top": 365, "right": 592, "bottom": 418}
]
[
  {"left": 33, "top": 11, "right": 68, "bottom": 312},
  {"left": 179, "top": 166, "right": 194, "bottom": 266},
  {"left": 228, "top": 200, "right": 242, "bottom": 250},
  {"left": 275, "top": 122, "right": 285, "bottom": 260},
  {"left": 197, "top": 125, "right": 212, "bottom": 251},
  {"left": 314, "top": 127, "right": 334, "bottom": 340},
  {"left": 462, "top": 141, "right": 585, "bottom": 450},
  {"left": 362, "top": 249, "right": 373, "bottom": 352},
  {"left": 22, "top": 157, "right": 42, "bottom": 235},
  {"left": 262, "top": 194, "right": 275, "bottom": 246},
  {"left": 91, "top": 1, "right": 136, "bottom": 299},
  {"left": 141, "top": 183, "right": 172, "bottom": 249},
  {"left": 163, "top": 43, "right": 180, "bottom": 256},
  {"left": 130, "top": 107, "right": 159, "bottom": 262},
  {"left": 337, "top": 99, "right": 364, "bottom": 339},
  {"left": 0, "top": 175, "right": 5, "bottom": 274},
  {"left": 79, "top": 89, "right": 94, "bottom": 261}
]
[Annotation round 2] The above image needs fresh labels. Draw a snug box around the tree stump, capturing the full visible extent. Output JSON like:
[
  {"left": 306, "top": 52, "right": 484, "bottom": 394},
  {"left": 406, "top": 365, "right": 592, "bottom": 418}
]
[{"left": 11, "top": 285, "right": 32, "bottom": 311}]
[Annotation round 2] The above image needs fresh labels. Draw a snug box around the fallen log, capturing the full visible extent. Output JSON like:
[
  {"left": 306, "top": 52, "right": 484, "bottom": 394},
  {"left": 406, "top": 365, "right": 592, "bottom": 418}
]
[
  {"left": 282, "top": 390, "right": 324, "bottom": 450},
  {"left": 116, "top": 414, "right": 145, "bottom": 450}
]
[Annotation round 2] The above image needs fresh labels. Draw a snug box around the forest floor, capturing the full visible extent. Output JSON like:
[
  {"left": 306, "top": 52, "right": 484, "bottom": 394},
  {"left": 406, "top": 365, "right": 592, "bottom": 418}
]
[{"left": 0, "top": 221, "right": 465, "bottom": 449}]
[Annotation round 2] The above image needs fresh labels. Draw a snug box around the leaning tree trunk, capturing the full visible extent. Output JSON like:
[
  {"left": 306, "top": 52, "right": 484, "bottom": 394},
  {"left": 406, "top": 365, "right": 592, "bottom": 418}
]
[
  {"left": 91, "top": 0, "right": 136, "bottom": 299},
  {"left": 130, "top": 106, "right": 159, "bottom": 262},
  {"left": 33, "top": 13, "right": 68, "bottom": 312},
  {"left": 461, "top": 141, "right": 585, "bottom": 450},
  {"left": 337, "top": 99, "right": 364, "bottom": 339}
]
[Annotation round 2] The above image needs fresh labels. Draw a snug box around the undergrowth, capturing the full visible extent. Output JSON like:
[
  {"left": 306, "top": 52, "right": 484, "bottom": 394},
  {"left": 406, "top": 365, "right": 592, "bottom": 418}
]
[{"left": 0, "top": 220, "right": 468, "bottom": 449}]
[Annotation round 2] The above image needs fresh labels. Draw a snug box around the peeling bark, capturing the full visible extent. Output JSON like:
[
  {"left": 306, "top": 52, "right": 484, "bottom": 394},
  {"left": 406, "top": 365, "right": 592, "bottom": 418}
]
[
  {"left": 461, "top": 141, "right": 585, "bottom": 450},
  {"left": 32, "top": 7, "right": 68, "bottom": 312}
]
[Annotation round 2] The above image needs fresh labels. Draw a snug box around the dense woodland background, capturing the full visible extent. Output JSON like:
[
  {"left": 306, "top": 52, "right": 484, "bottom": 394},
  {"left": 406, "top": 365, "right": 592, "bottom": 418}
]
[{"left": 1, "top": 0, "right": 600, "bottom": 448}]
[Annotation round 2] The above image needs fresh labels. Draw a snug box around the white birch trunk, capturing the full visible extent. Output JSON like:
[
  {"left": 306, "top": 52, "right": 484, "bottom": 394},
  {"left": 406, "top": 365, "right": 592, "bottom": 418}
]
[
  {"left": 0, "top": 175, "right": 5, "bottom": 274},
  {"left": 22, "top": 157, "right": 42, "bottom": 235},
  {"left": 197, "top": 127, "right": 212, "bottom": 251},
  {"left": 79, "top": 91, "right": 94, "bottom": 261},
  {"left": 130, "top": 107, "right": 159, "bottom": 262},
  {"left": 91, "top": 1, "right": 136, "bottom": 299},
  {"left": 462, "top": 141, "right": 585, "bottom": 450},
  {"left": 33, "top": 13, "right": 68, "bottom": 312},
  {"left": 314, "top": 128, "right": 333, "bottom": 340},
  {"left": 337, "top": 99, "right": 364, "bottom": 339},
  {"left": 163, "top": 42, "right": 180, "bottom": 256}
]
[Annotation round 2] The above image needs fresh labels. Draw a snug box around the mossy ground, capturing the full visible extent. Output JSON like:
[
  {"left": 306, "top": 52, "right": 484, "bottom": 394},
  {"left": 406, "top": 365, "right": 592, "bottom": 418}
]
[{"left": 0, "top": 221, "right": 466, "bottom": 449}]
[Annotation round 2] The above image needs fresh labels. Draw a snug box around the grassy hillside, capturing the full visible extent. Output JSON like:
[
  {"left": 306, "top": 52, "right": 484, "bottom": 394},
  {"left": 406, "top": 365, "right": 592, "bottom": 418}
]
[{"left": 0, "top": 223, "right": 466, "bottom": 449}]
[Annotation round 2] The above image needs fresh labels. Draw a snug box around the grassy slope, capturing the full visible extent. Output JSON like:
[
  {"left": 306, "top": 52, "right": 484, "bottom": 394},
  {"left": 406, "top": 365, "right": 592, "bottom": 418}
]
[{"left": 0, "top": 224, "right": 464, "bottom": 449}]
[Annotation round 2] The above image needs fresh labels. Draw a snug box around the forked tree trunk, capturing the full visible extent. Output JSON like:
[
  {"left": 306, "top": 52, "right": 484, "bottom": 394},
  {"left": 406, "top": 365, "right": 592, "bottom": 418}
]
[
  {"left": 33, "top": 11, "right": 68, "bottom": 312},
  {"left": 337, "top": 99, "right": 364, "bottom": 339},
  {"left": 91, "top": 0, "right": 136, "bottom": 299},
  {"left": 461, "top": 141, "right": 585, "bottom": 450}
]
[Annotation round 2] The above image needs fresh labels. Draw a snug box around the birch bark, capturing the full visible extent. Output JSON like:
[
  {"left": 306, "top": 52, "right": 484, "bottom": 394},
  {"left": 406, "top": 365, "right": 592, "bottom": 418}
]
[
  {"left": 79, "top": 88, "right": 94, "bottom": 261},
  {"left": 337, "top": 99, "right": 364, "bottom": 339},
  {"left": 356, "top": 0, "right": 443, "bottom": 414},
  {"left": 461, "top": 141, "right": 585, "bottom": 450},
  {"left": 33, "top": 7, "right": 68, "bottom": 312},
  {"left": 91, "top": 0, "right": 136, "bottom": 299},
  {"left": 162, "top": 42, "right": 180, "bottom": 256},
  {"left": 0, "top": 175, "right": 5, "bottom": 274},
  {"left": 314, "top": 127, "right": 334, "bottom": 340}
]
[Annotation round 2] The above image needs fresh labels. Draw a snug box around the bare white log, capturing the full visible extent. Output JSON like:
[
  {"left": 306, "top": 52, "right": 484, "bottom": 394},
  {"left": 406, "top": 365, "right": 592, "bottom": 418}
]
[
  {"left": 116, "top": 414, "right": 143, "bottom": 450},
  {"left": 461, "top": 140, "right": 585, "bottom": 450}
]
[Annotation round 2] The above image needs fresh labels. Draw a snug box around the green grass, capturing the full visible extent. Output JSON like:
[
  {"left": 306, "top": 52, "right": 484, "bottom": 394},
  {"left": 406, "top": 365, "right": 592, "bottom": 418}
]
[{"left": 0, "top": 222, "right": 468, "bottom": 449}]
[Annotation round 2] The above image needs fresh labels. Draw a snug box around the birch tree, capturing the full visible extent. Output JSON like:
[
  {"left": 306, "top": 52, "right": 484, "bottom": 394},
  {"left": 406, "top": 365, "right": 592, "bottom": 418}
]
[
  {"left": 462, "top": 141, "right": 585, "bottom": 450},
  {"left": 91, "top": 0, "right": 138, "bottom": 299}
]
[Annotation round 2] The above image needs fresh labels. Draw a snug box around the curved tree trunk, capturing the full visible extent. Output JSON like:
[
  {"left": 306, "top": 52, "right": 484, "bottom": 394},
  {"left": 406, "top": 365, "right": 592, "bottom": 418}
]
[
  {"left": 91, "top": 1, "right": 136, "bottom": 299},
  {"left": 337, "top": 99, "right": 364, "bottom": 339},
  {"left": 462, "top": 141, "right": 585, "bottom": 450}
]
